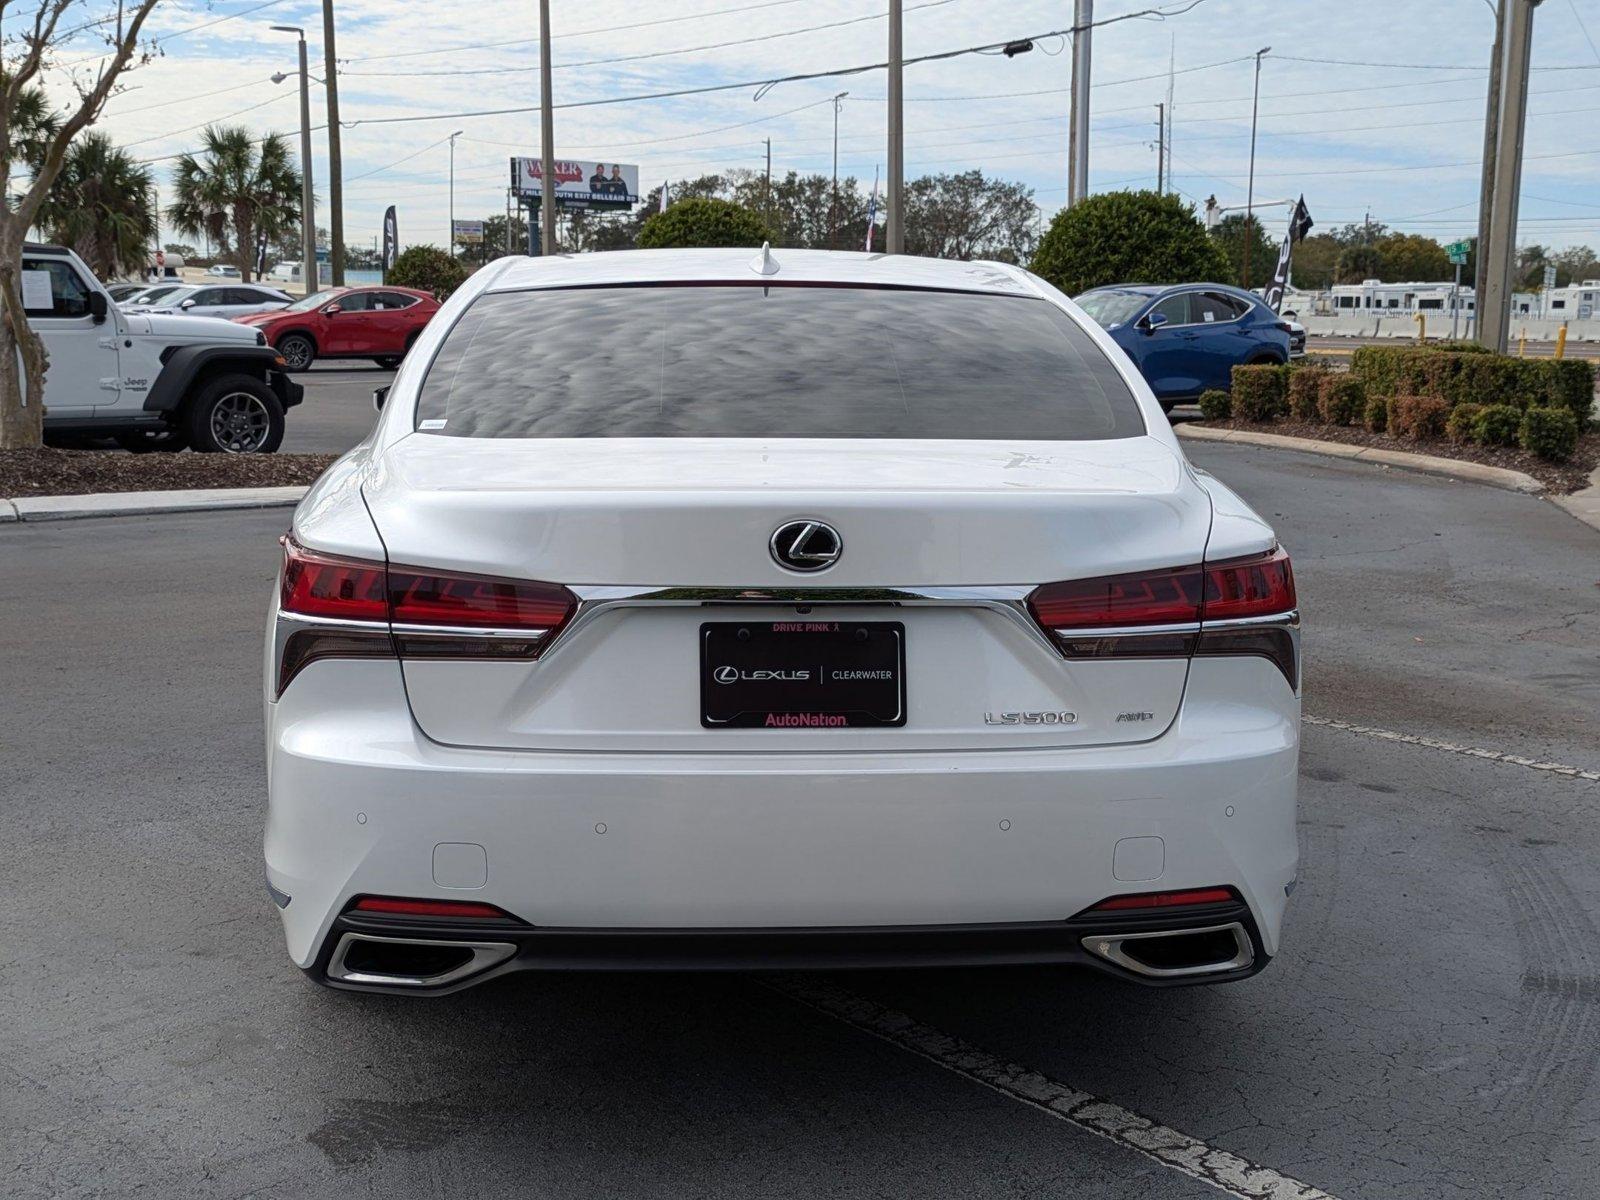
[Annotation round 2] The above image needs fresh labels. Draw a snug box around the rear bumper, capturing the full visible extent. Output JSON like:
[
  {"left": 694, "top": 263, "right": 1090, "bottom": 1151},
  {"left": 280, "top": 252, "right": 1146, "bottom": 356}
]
[
  {"left": 265, "top": 656, "right": 1299, "bottom": 987},
  {"left": 308, "top": 902, "right": 1269, "bottom": 995}
]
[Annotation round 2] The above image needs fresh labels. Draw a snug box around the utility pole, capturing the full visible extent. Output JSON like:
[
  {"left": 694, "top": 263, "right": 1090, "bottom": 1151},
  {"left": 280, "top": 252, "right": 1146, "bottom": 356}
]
[
  {"left": 764, "top": 137, "right": 772, "bottom": 229},
  {"left": 886, "top": 0, "right": 904, "bottom": 253},
  {"left": 448, "top": 130, "right": 463, "bottom": 255},
  {"left": 538, "top": 0, "right": 556, "bottom": 257},
  {"left": 830, "top": 92, "right": 848, "bottom": 250},
  {"left": 1155, "top": 102, "right": 1165, "bottom": 192},
  {"left": 1067, "top": 0, "right": 1092, "bottom": 205},
  {"left": 1164, "top": 33, "right": 1175, "bottom": 193},
  {"left": 273, "top": 25, "right": 316, "bottom": 294},
  {"left": 1474, "top": 0, "right": 1507, "bottom": 334},
  {"left": 1480, "top": 0, "right": 1541, "bottom": 353},
  {"left": 321, "top": 0, "right": 344, "bottom": 285},
  {"left": 1242, "top": 46, "right": 1270, "bottom": 290}
]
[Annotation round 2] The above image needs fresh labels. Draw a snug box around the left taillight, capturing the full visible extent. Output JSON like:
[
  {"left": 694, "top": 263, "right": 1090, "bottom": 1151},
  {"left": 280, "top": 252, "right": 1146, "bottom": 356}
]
[{"left": 274, "top": 536, "right": 580, "bottom": 697}]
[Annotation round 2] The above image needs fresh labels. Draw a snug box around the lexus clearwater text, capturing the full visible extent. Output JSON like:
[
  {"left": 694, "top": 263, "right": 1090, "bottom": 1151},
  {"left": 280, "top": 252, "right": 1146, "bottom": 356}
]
[{"left": 264, "top": 247, "right": 1301, "bottom": 994}]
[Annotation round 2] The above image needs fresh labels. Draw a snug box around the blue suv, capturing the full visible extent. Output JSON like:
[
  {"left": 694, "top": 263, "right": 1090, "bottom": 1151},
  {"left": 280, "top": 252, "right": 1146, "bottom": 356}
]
[{"left": 1075, "top": 284, "right": 1291, "bottom": 412}]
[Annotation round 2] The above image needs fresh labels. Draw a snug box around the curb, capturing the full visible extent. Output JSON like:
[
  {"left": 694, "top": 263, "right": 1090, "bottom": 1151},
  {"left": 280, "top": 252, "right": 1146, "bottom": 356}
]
[
  {"left": 1550, "top": 464, "right": 1600, "bottom": 534},
  {"left": 1175, "top": 424, "right": 1545, "bottom": 495},
  {"left": 0, "top": 485, "right": 308, "bottom": 523}
]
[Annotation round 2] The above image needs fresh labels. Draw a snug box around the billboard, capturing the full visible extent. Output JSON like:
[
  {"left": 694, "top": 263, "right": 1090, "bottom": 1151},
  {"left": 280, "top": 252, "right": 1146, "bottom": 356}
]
[
  {"left": 510, "top": 158, "right": 639, "bottom": 209},
  {"left": 452, "top": 219, "right": 485, "bottom": 244}
]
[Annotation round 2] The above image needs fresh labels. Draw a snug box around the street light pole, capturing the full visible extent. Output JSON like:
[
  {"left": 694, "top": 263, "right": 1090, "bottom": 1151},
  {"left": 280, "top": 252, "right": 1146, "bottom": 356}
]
[
  {"left": 1067, "top": 0, "right": 1092, "bottom": 206},
  {"left": 830, "top": 91, "right": 848, "bottom": 250},
  {"left": 1242, "top": 45, "right": 1270, "bottom": 291},
  {"left": 886, "top": 0, "right": 903, "bottom": 254},
  {"left": 321, "top": 0, "right": 344, "bottom": 286},
  {"left": 272, "top": 25, "right": 316, "bottom": 295},
  {"left": 538, "top": 0, "right": 556, "bottom": 257},
  {"left": 448, "top": 130, "right": 463, "bottom": 255},
  {"left": 1155, "top": 102, "right": 1164, "bottom": 193}
]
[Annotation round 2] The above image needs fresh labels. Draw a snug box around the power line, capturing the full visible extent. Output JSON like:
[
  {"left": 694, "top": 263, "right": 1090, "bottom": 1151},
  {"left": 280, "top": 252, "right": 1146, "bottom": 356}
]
[
  {"left": 64, "top": 0, "right": 293, "bottom": 66},
  {"left": 342, "top": 0, "right": 965, "bottom": 79},
  {"left": 124, "top": 91, "right": 296, "bottom": 148},
  {"left": 343, "top": 0, "right": 814, "bottom": 64},
  {"left": 1271, "top": 53, "right": 1599, "bottom": 71},
  {"left": 105, "top": 76, "right": 277, "bottom": 118}
]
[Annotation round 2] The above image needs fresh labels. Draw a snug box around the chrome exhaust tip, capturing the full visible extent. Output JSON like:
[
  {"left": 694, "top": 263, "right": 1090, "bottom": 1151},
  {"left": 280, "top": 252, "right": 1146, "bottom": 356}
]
[
  {"left": 327, "top": 932, "right": 517, "bottom": 989},
  {"left": 1081, "top": 921, "right": 1254, "bottom": 979}
]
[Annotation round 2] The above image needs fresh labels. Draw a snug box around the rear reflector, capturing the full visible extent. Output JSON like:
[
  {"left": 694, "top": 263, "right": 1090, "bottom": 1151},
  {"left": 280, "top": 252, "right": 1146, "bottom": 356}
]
[
  {"left": 350, "top": 896, "right": 514, "bottom": 920},
  {"left": 1028, "top": 547, "right": 1295, "bottom": 632},
  {"left": 1090, "top": 887, "right": 1238, "bottom": 911}
]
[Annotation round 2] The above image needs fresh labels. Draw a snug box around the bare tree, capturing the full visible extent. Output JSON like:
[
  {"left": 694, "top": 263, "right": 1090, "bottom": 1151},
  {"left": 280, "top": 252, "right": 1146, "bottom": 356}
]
[{"left": 1, "top": 0, "right": 160, "bottom": 450}]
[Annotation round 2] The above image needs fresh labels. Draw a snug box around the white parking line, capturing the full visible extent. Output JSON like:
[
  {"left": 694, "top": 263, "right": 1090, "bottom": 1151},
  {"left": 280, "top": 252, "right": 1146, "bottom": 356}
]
[
  {"left": 761, "top": 976, "right": 1341, "bottom": 1200},
  {"left": 1303, "top": 716, "right": 1600, "bottom": 782}
]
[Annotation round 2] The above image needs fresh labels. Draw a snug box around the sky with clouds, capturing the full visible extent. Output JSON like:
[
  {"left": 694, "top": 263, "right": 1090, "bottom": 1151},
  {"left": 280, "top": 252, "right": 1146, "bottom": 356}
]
[{"left": 36, "top": 0, "right": 1600, "bottom": 258}]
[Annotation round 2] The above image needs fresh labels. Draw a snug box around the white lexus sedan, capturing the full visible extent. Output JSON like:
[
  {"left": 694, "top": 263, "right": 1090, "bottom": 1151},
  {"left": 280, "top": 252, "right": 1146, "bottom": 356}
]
[{"left": 265, "top": 248, "right": 1300, "bottom": 994}]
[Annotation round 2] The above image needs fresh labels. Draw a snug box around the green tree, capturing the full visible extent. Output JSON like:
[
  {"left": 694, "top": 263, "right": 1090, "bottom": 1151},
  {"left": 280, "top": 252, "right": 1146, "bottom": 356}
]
[
  {"left": 4, "top": 86, "right": 61, "bottom": 172},
  {"left": 163, "top": 242, "right": 199, "bottom": 259},
  {"left": 1030, "top": 190, "right": 1227, "bottom": 295},
  {"left": 637, "top": 197, "right": 772, "bottom": 249},
  {"left": 386, "top": 244, "right": 469, "bottom": 298},
  {"left": 35, "top": 133, "right": 156, "bottom": 281},
  {"left": 1335, "top": 244, "right": 1384, "bottom": 283},
  {"left": 1208, "top": 213, "right": 1278, "bottom": 289},
  {"left": 166, "top": 126, "right": 302, "bottom": 282},
  {"left": 1551, "top": 244, "right": 1600, "bottom": 286},
  {"left": 1377, "top": 233, "right": 1450, "bottom": 282},
  {"left": 1290, "top": 233, "right": 1340, "bottom": 290},
  {"left": 902, "top": 170, "right": 1038, "bottom": 263}
]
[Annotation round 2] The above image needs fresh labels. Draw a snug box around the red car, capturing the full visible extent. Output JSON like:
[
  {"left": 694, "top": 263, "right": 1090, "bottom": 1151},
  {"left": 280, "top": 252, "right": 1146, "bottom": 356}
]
[{"left": 233, "top": 285, "right": 439, "bottom": 372}]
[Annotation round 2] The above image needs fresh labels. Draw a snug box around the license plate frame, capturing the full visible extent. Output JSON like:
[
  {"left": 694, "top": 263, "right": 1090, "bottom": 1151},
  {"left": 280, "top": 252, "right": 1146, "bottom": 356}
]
[{"left": 700, "top": 620, "right": 906, "bottom": 729}]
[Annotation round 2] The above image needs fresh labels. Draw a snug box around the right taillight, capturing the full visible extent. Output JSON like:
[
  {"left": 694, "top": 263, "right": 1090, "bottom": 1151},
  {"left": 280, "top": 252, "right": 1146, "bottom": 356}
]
[
  {"left": 1027, "top": 546, "right": 1298, "bottom": 688},
  {"left": 274, "top": 536, "right": 579, "bottom": 696}
]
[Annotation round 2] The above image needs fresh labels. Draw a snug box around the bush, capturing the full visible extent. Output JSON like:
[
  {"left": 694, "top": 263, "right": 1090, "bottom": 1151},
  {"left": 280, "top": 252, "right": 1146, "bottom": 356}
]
[
  {"left": 1474, "top": 404, "right": 1522, "bottom": 447},
  {"left": 1231, "top": 363, "right": 1287, "bottom": 421},
  {"left": 1286, "top": 366, "right": 1329, "bottom": 421},
  {"left": 1197, "top": 388, "right": 1231, "bottom": 421},
  {"left": 637, "top": 197, "right": 773, "bottom": 249},
  {"left": 1318, "top": 375, "right": 1366, "bottom": 426},
  {"left": 1389, "top": 394, "right": 1449, "bottom": 441},
  {"left": 1363, "top": 393, "right": 1388, "bottom": 433},
  {"left": 1445, "top": 402, "right": 1485, "bottom": 444},
  {"left": 1030, "top": 189, "right": 1229, "bottom": 295},
  {"left": 1518, "top": 406, "right": 1580, "bottom": 461},
  {"left": 1544, "top": 359, "right": 1595, "bottom": 425},
  {"left": 385, "top": 244, "right": 469, "bottom": 299}
]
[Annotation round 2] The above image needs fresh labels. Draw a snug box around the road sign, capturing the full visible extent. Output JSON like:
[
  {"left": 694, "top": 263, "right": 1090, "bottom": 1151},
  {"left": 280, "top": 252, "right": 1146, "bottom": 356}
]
[
  {"left": 1447, "top": 239, "right": 1471, "bottom": 266},
  {"left": 1542, "top": 263, "right": 1557, "bottom": 290},
  {"left": 452, "top": 219, "right": 484, "bottom": 245}
]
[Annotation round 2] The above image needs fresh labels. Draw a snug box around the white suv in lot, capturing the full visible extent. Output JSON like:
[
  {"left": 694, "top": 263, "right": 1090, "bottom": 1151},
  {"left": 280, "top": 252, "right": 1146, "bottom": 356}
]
[
  {"left": 265, "top": 248, "right": 1301, "bottom": 994},
  {"left": 24, "top": 244, "right": 303, "bottom": 452}
]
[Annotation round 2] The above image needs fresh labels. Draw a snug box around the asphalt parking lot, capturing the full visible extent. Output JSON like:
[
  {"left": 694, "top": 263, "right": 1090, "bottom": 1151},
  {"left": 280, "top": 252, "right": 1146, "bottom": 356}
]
[{"left": 3, "top": 375, "right": 1599, "bottom": 1197}]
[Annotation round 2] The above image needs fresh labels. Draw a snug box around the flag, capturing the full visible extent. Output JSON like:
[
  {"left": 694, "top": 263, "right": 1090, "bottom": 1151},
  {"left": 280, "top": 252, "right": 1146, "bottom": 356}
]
[
  {"left": 659, "top": 181, "right": 669, "bottom": 213},
  {"left": 864, "top": 167, "right": 880, "bottom": 254},
  {"left": 1264, "top": 195, "right": 1312, "bottom": 313},
  {"left": 381, "top": 205, "right": 398, "bottom": 281}
]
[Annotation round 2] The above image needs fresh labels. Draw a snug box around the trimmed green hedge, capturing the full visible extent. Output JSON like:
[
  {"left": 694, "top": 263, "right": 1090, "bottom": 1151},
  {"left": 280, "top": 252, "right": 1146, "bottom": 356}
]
[
  {"left": 1231, "top": 363, "right": 1287, "bottom": 421},
  {"left": 1318, "top": 375, "right": 1365, "bottom": 426},
  {"left": 1286, "top": 365, "right": 1329, "bottom": 421},
  {"left": 1474, "top": 404, "right": 1522, "bottom": 447},
  {"left": 1363, "top": 393, "right": 1388, "bottom": 433},
  {"left": 1519, "top": 406, "right": 1580, "bottom": 461},
  {"left": 1198, "top": 388, "right": 1231, "bottom": 421},
  {"left": 1445, "top": 402, "right": 1484, "bottom": 444},
  {"left": 1390, "top": 394, "right": 1449, "bottom": 441},
  {"left": 1350, "top": 345, "right": 1594, "bottom": 424}
]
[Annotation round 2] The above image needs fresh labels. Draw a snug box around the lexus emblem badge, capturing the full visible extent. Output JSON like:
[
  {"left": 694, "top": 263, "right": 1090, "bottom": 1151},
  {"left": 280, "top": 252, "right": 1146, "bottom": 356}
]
[{"left": 770, "top": 520, "right": 843, "bottom": 573}]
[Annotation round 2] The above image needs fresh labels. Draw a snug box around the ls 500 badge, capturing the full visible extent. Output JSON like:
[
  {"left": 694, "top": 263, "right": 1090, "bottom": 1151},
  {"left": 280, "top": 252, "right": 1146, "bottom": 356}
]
[{"left": 984, "top": 710, "right": 1077, "bottom": 726}]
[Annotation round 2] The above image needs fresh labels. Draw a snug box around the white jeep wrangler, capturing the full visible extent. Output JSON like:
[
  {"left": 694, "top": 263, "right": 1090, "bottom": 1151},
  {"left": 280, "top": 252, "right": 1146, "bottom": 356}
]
[{"left": 23, "top": 243, "right": 303, "bottom": 453}]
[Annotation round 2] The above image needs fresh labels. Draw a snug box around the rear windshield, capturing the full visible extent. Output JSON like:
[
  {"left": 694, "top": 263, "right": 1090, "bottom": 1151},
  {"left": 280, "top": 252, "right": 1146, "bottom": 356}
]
[{"left": 415, "top": 284, "right": 1144, "bottom": 440}]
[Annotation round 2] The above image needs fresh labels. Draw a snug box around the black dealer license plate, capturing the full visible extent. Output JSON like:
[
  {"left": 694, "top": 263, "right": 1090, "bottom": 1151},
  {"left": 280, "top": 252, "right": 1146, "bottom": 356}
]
[{"left": 700, "top": 621, "right": 906, "bottom": 729}]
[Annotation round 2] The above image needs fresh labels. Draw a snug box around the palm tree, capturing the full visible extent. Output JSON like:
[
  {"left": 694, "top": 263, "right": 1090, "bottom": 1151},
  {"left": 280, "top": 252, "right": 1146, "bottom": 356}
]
[
  {"left": 35, "top": 133, "right": 157, "bottom": 280},
  {"left": 7, "top": 87, "right": 60, "bottom": 164},
  {"left": 166, "top": 126, "right": 300, "bottom": 282}
]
